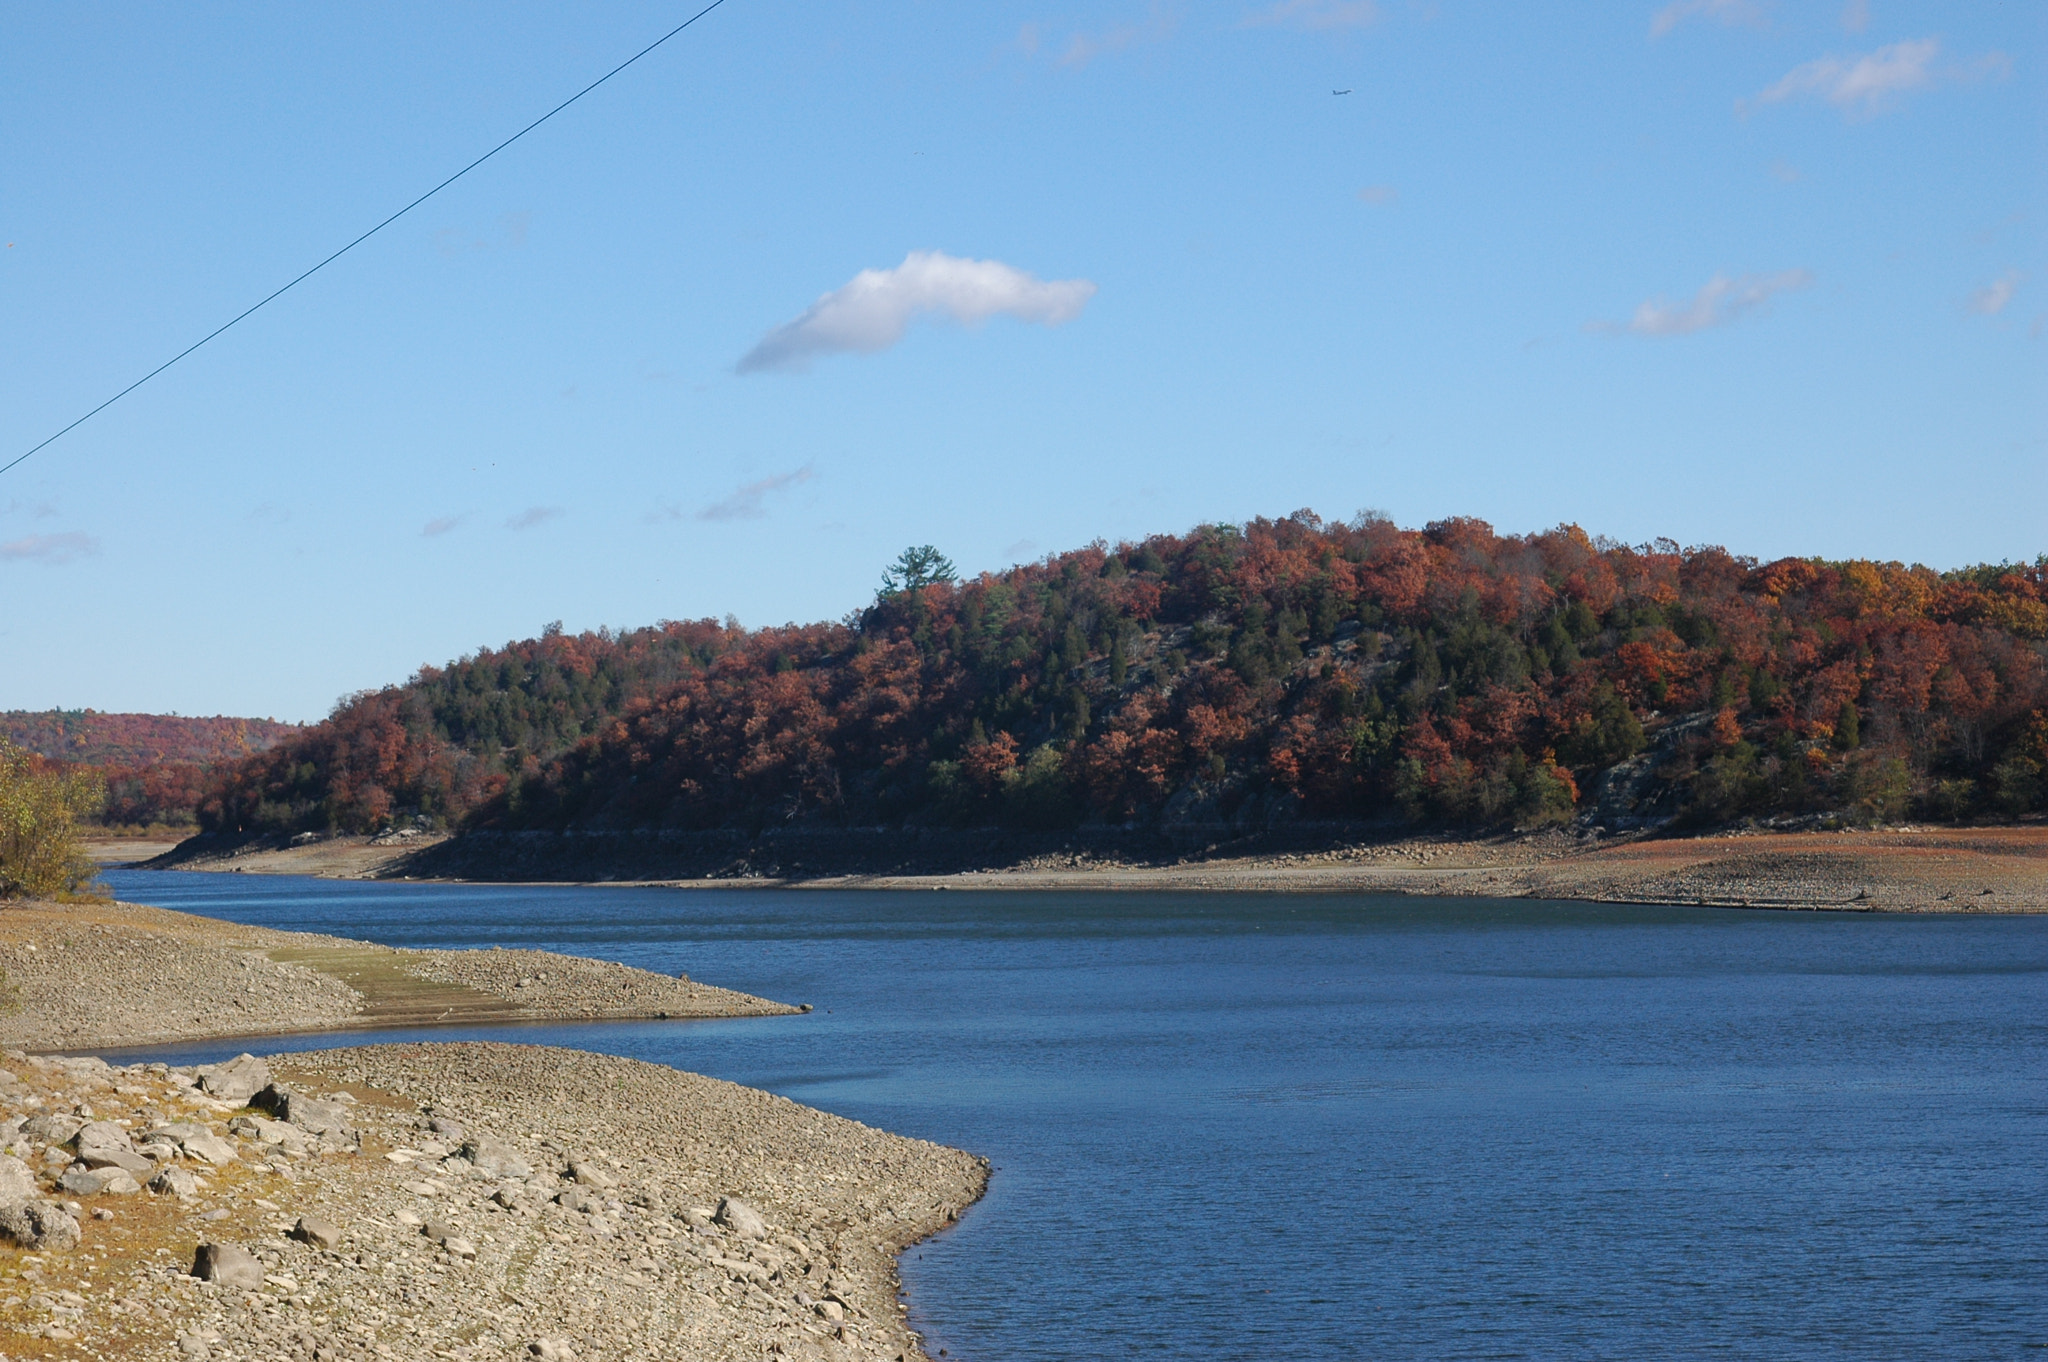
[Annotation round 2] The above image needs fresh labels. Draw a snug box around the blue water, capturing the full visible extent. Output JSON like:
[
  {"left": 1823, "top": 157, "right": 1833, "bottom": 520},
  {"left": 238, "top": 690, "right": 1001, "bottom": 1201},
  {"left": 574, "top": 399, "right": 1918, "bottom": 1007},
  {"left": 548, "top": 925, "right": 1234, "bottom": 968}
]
[{"left": 99, "top": 869, "right": 2047, "bottom": 1360}]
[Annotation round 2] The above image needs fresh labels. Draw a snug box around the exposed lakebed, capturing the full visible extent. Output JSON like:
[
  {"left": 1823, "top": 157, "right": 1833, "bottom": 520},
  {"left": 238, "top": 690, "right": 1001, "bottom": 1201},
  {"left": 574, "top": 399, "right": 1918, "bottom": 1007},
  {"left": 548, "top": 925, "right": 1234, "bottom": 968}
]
[{"left": 100, "top": 869, "right": 2048, "bottom": 1360}]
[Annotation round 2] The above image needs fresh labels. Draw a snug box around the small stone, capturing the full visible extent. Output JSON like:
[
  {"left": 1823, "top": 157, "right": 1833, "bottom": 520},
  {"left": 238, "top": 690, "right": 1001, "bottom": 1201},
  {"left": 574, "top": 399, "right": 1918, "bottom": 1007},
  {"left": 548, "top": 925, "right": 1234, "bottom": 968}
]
[
  {"left": 176, "top": 1333, "right": 212, "bottom": 1358},
  {"left": 92, "top": 1207, "right": 115, "bottom": 1221},
  {"left": 192, "top": 1242, "right": 266, "bottom": 1289},
  {"left": 291, "top": 1216, "right": 342, "bottom": 1250},
  {"left": 714, "top": 1196, "right": 767, "bottom": 1240},
  {"left": 528, "top": 1340, "right": 576, "bottom": 1361}
]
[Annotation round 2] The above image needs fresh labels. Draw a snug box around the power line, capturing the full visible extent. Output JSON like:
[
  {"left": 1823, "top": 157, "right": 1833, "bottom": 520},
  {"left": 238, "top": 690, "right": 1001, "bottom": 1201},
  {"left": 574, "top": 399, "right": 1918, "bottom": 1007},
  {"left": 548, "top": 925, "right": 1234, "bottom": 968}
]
[{"left": 2, "top": 0, "right": 731, "bottom": 480}]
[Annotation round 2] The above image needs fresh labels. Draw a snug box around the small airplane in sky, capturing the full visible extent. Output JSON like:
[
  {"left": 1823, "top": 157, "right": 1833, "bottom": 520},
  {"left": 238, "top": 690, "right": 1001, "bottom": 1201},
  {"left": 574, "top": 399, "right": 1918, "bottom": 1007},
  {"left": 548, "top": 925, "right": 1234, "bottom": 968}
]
[{"left": 1333, "top": 88, "right": 1352, "bottom": 95}]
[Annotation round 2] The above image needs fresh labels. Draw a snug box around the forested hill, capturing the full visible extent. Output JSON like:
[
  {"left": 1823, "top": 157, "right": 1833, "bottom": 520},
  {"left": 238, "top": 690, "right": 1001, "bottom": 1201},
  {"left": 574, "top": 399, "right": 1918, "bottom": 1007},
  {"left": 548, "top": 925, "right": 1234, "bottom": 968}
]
[
  {"left": 198, "top": 514, "right": 2048, "bottom": 843},
  {"left": 1, "top": 711, "right": 298, "bottom": 766}
]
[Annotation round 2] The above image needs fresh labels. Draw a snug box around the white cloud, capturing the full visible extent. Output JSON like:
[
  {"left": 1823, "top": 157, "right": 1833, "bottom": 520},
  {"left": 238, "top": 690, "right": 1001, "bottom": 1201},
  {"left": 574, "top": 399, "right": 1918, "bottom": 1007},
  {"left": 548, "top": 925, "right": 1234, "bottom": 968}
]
[
  {"left": 698, "top": 467, "right": 815, "bottom": 522},
  {"left": 738, "top": 251, "right": 1097, "bottom": 374},
  {"left": 1357, "top": 184, "right": 1398, "bottom": 205},
  {"left": 1745, "top": 38, "right": 1943, "bottom": 117},
  {"left": 506, "top": 506, "right": 563, "bottom": 531},
  {"left": 0, "top": 531, "right": 98, "bottom": 565},
  {"left": 1245, "top": 0, "right": 1379, "bottom": 31},
  {"left": 1650, "top": 0, "right": 1765, "bottom": 38},
  {"left": 1968, "top": 272, "right": 2022, "bottom": 316},
  {"left": 1840, "top": 0, "right": 1869, "bottom": 32},
  {"left": 1598, "top": 270, "right": 1814, "bottom": 337}
]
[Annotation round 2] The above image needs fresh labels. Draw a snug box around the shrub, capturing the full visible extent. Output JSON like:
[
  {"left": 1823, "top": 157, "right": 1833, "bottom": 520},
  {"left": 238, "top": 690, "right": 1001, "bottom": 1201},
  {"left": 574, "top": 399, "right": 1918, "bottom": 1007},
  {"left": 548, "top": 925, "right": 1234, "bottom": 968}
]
[{"left": 0, "top": 739, "right": 105, "bottom": 899}]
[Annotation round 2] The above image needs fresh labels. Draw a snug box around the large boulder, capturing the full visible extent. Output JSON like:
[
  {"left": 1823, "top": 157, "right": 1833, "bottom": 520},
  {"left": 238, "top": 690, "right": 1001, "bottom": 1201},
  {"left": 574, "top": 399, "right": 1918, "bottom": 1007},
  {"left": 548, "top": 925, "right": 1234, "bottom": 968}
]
[
  {"left": 0, "top": 1154, "right": 36, "bottom": 1203},
  {"left": 227, "top": 1114, "right": 312, "bottom": 1156},
  {"left": 58, "top": 1167, "right": 140, "bottom": 1196},
  {"left": 461, "top": 1137, "right": 531, "bottom": 1180},
  {"left": 150, "top": 1167, "right": 201, "bottom": 1199},
  {"left": 565, "top": 1159, "right": 614, "bottom": 1189},
  {"left": 21, "top": 1113, "right": 86, "bottom": 1145},
  {"left": 290, "top": 1217, "right": 342, "bottom": 1251},
  {"left": 0, "top": 1200, "right": 81, "bottom": 1250},
  {"left": 713, "top": 1197, "right": 767, "bottom": 1240},
  {"left": 72, "top": 1121, "right": 154, "bottom": 1175},
  {"left": 197, "top": 1054, "right": 271, "bottom": 1105},
  {"left": 143, "top": 1123, "right": 238, "bottom": 1167},
  {"left": 191, "top": 1243, "right": 265, "bottom": 1289},
  {"left": 252, "top": 1086, "right": 357, "bottom": 1144}
]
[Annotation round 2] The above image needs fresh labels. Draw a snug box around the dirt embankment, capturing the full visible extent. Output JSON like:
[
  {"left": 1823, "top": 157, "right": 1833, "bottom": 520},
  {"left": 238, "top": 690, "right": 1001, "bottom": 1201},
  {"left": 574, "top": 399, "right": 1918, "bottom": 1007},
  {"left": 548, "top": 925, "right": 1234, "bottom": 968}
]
[
  {"left": 0, "top": 899, "right": 798, "bottom": 1053},
  {"left": 0, "top": 1042, "right": 983, "bottom": 1362},
  {"left": 144, "top": 824, "right": 2048, "bottom": 913}
]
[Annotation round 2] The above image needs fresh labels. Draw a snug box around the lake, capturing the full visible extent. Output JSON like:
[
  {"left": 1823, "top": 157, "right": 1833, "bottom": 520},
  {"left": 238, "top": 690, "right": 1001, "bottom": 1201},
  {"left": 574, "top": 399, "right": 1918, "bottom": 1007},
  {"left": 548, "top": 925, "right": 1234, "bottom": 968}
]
[{"left": 98, "top": 869, "right": 2048, "bottom": 1360}]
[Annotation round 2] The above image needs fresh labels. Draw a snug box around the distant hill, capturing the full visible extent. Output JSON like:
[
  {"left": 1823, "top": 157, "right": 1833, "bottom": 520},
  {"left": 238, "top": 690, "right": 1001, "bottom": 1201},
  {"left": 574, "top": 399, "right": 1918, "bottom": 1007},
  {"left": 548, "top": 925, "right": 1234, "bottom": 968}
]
[
  {"left": 190, "top": 514, "right": 2048, "bottom": 853},
  {"left": 0, "top": 711, "right": 299, "bottom": 766},
  {"left": 1, "top": 711, "right": 302, "bottom": 831}
]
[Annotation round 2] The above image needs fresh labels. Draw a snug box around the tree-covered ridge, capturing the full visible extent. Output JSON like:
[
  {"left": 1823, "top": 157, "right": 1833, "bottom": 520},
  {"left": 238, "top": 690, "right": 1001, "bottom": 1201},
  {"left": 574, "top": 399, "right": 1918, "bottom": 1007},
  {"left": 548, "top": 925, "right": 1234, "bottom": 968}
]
[
  {"left": 1, "top": 710, "right": 303, "bottom": 831},
  {"left": 202, "top": 618, "right": 753, "bottom": 833},
  {"left": 0, "top": 711, "right": 299, "bottom": 766},
  {"left": 200, "top": 514, "right": 2048, "bottom": 839}
]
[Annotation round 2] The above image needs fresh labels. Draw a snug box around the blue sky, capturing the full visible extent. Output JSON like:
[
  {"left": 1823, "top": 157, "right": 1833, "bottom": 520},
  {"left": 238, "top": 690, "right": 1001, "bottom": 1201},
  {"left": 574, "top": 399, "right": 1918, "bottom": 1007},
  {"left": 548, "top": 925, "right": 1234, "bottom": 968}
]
[{"left": 2, "top": 0, "right": 2040, "bottom": 721}]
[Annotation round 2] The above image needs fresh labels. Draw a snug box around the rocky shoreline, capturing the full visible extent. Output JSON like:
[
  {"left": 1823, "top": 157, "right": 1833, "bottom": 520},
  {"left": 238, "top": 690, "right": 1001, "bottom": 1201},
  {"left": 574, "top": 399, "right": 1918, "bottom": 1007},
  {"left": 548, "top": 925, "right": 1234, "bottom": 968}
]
[
  {"left": 0, "top": 896, "right": 985, "bottom": 1361},
  {"left": 0, "top": 1041, "right": 984, "bottom": 1362},
  {"left": 144, "top": 823, "right": 2048, "bottom": 914}
]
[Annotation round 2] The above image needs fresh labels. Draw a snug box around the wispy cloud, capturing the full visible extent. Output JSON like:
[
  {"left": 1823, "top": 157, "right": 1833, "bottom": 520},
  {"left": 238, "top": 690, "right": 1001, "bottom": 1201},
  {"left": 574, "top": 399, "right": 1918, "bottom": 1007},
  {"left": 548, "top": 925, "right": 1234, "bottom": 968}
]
[
  {"left": 1742, "top": 38, "right": 2002, "bottom": 118},
  {"left": 422, "top": 515, "right": 465, "bottom": 537},
  {"left": 1840, "top": 0, "right": 1869, "bottom": 33},
  {"left": 1054, "top": 5, "right": 1178, "bottom": 67},
  {"left": 698, "top": 467, "right": 815, "bottom": 522},
  {"left": 0, "top": 531, "right": 99, "bottom": 565},
  {"left": 1650, "top": 0, "right": 1765, "bottom": 38},
  {"left": 506, "top": 506, "right": 563, "bottom": 531},
  {"left": 738, "top": 250, "right": 1097, "bottom": 374},
  {"left": 1245, "top": 0, "right": 1379, "bottom": 31},
  {"left": 1968, "top": 272, "right": 2022, "bottom": 316},
  {"left": 1595, "top": 270, "right": 1814, "bottom": 337},
  {"left": 1356, "top": 184, "right": 1398, "bottom": 205}
]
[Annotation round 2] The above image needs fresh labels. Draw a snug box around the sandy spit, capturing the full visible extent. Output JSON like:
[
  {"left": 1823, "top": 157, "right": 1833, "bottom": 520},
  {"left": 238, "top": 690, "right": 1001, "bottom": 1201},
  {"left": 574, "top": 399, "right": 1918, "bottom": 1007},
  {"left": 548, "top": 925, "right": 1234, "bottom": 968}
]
[{"left": 0, "top": 899, "right": 797, "bottom": 1054}]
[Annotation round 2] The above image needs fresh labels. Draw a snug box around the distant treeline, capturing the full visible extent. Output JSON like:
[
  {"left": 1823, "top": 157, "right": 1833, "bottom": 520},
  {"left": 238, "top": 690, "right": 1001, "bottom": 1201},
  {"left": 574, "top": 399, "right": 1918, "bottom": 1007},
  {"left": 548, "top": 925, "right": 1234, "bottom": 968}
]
[
  {"left": 0, "top": 711, "right": 301, "bottom": 830},
  {"left": 193, "top": 513, "right": 2048, "bottom": 842}
]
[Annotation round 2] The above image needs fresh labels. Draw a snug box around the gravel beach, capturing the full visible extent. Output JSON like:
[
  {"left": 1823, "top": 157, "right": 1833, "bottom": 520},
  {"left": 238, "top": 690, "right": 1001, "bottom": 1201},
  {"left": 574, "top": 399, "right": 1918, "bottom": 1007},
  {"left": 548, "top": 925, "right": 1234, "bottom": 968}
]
[
  {"left": 0, "top": 1041, "right": 984, "bottom": 1362},
  {"left": 0, "top": 898, "right": 984, "bottom": 1361}
]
